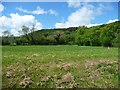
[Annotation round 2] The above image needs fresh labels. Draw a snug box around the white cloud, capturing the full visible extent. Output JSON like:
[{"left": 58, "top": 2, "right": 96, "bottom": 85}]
[
  {"left": 49, "top": 9, "right": 58, "bottom": 16},
  {"left": 87, "top": 23, "right": 102, "bottom": 27},
  {"left": 55, "top": 3, "right": 111, "bottom": 28},
  {"left": 10, "top": 29, "right": 20, "bottom": 36},
  {"left": 0, "top": 3, "right": 4, "bottom": 12},
  {"left": 84, "top": 19, "right": 118, "bottom": 27},
  {"left": 0, "top": 13, "right": 42, "bottom": 36},
  {"left": 0, "top": 29, "right": 3, "bottom": 36},
  {"left": 55, "top": 4, "right": 94, "bottom": 28},
  {"left": 16, "top": 7, "right": 29, "bottom": 13},
  {"left": 32, "top": 6, "right": 47, "bottom": 15},
  {"left": 16, "top": 7, "right": 47, "bottom": 15},
  {"left": 107, "top": 19, "right": 118, "bottom": 24},
  {"left": 95, "top": 3, "right": 113, "bottom": 15},
  {"left": 16, "top": 6, "right": 58, "bottom": 16},
  {"left": 67, "top": 0, "right": 81, "bottom": 8}
]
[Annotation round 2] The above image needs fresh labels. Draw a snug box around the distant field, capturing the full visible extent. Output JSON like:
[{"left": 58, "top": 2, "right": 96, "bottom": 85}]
[{"left": 2, "top": 45, "right": 118, "bottom": 88}]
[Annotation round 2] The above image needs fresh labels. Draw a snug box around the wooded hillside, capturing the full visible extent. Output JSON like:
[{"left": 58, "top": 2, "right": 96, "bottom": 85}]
[{"left": 1, "top": 21, "right": 120, "bottom": 47}]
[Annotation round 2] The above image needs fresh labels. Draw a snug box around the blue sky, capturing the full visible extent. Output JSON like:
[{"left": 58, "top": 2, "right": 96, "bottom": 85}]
[{"left": 0, "top": 2, "right": 118, "bottom": 36}]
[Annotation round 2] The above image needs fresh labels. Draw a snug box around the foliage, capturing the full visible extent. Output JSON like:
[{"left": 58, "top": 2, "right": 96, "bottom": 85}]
[
  {"left": 1, "top": 21, "right": 120, "bottom": 47},
  {"left": 75, "top": 21, "right": 120, "bottom": 47}
]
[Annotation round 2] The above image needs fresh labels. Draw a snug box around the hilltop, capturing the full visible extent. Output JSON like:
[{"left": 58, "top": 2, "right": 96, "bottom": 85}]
[{"left": 1, "top": 21, "right": 120, "bottom": 47}]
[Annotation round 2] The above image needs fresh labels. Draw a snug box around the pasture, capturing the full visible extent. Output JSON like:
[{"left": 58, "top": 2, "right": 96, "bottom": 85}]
[{"left": 2, "top": 45, "right": 118, "bottom": 88}]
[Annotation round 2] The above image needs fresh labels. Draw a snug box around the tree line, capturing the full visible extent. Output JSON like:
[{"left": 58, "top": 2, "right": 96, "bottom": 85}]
[{"left": 1, "top": 21, "right": 120, "bottom": 47}]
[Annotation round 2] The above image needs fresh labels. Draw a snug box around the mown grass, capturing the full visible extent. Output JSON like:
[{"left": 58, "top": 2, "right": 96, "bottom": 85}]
[{"left": 2, "top": 45, "right": 118, "bottom": 88}]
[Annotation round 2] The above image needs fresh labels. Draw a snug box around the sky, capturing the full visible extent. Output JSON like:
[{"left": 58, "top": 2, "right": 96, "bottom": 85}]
[{"left": 0, "top": 1, "right": 118, "bottom": 36}]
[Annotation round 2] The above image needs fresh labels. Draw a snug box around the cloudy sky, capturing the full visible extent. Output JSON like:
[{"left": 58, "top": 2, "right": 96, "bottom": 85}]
[{"left": 0, "top": 1, "right": 118, "bottom": 36}]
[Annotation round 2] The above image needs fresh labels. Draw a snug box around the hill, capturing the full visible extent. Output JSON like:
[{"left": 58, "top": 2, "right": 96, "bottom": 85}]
[{"left": 1, "top": 21, "right": 120, "bottom": 47}]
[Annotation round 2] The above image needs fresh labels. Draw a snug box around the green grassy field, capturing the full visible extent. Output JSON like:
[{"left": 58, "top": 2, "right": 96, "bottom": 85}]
[{"left": 2, "top": 45, "right": 118, "bottom": 88}]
